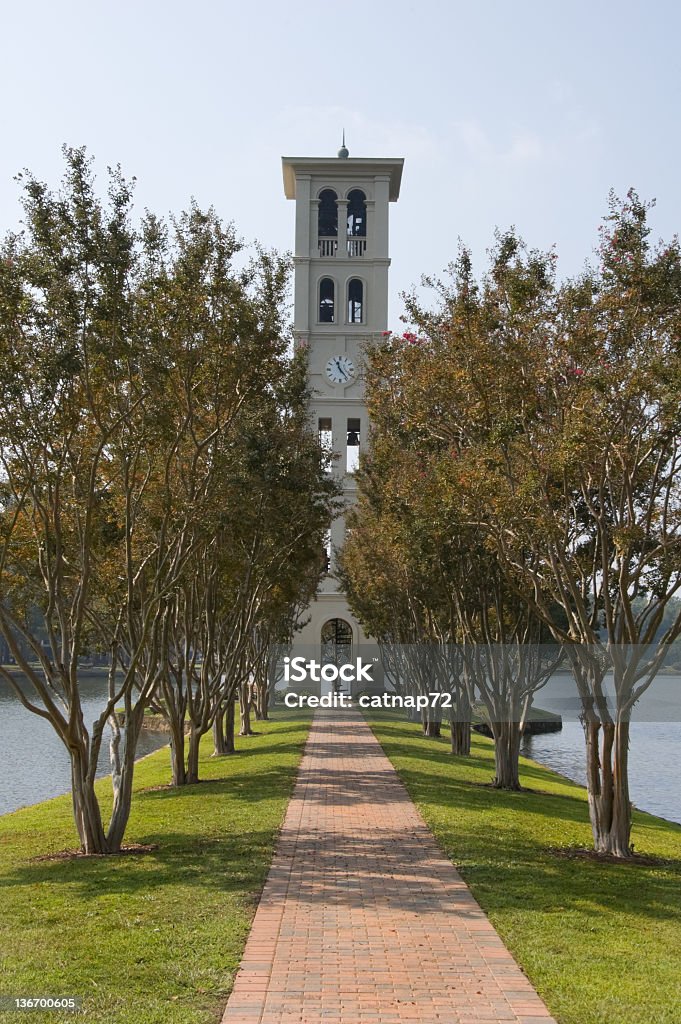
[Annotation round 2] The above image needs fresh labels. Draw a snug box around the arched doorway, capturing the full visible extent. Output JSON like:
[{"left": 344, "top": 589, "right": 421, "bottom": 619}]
[{"left": 321, "top": 618, "right": 353, "bottom": 694}]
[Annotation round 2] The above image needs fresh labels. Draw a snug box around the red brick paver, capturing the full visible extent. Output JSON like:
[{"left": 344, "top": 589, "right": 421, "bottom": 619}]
[{"left": 221, "top": 711, "right": 557, "bottom": 1024}]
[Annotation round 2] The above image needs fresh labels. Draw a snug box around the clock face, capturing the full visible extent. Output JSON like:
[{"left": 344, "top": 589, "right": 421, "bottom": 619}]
[{"left": 326, "top": 355, "right": 355, "bottom": 385}]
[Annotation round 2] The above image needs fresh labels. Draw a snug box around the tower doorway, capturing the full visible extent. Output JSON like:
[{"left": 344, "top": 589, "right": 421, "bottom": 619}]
[{"left": 320, "top": 618, "right": 353, "bottom": 695}]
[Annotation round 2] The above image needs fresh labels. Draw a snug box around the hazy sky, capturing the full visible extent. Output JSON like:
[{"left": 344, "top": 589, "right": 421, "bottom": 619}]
[{"left": 1, "top": 0, "right": 679, "bottom": 324}]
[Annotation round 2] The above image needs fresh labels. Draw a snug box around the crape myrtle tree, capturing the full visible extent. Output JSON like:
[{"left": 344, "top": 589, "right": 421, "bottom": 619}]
[
  {"left": 0, "top": 147, "right": 161, "bottom": 854},
  {"left": 0, "top": 146, "right": 330, "bottom": 850},
  {"left": 97, "top": 203, "right": 295, "bottom": 794},
  {"left": 232, "top": 374, "right": 339, "bottom": 739},
  {"left": 210, "top": 430, "right": 338, "bottom": 748},
  {"left": 398, "top": 452, "right": 561, "bottom": 791},
  {"left": 341, "top": 347, "right": 559, "bottom": 785},
  {"left": 148, "top": 356, "right": 336, "bottom": 776},
  {"left": 437, "top": 540, "right": 560, "bottom": 791},
  {"left": 134, "top": 231, "right": 337, "bottom": 783},
  {"left": 339, "top": 435, "right": 473, "bottom": 752},
  {"left": 395, "top": 192, "right": 681, "bottom": 855}
]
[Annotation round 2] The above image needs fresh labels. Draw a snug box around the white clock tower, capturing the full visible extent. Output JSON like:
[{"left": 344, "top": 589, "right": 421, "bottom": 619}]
[{"left": 282, "top": 143, "right": 404, "bottom": 675}]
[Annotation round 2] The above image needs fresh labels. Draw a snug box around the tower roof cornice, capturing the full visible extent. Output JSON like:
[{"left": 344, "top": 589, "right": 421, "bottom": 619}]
[{"left": 282, "top": 156, "right": 404, "bottom": 201}]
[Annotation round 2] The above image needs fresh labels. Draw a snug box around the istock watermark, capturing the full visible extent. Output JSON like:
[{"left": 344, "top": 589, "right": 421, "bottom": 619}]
[
  {"left": 283, "top": 656, "right": 375, "bottom": 685},
  {"left": 283, "top": 691, "right": 454, "bottom": 710},
  {"left": 275, "top": 642, "right": 681, "bottom": 721}
]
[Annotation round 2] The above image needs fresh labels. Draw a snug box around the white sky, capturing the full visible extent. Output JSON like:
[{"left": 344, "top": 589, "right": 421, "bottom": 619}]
[{"left": 1, "top": 0, "right": 679, "bottom": 324}]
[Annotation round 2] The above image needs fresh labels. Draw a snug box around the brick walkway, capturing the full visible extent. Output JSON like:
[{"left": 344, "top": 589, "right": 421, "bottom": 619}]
[{"left": 221, "top": 711, "right": 557, "bottom": 1024}]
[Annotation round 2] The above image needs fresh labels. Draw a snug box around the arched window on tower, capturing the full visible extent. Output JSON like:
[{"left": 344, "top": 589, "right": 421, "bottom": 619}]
[
  {"left": 318, "top": 189, "right": 338, "bottom": 243},
  {"left": 347, "top": 279, "right": 364, "bottom": 324},
  {"left": 319, "top": 278, "right": 335, "bottom": 323},
  {"left": 347, "top": 190, "right": 366, "bottom": 236}
]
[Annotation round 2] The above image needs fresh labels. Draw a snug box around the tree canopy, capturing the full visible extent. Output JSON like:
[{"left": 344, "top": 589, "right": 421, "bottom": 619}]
[
  {"left": 342, "top": 190, "right": 681, "bottom": 855},
  {"left": 0, "top": 147, "right": 336, "bottom": 853}
]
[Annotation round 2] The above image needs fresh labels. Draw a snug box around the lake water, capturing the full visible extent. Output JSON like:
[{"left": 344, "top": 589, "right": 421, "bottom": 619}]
[
  {"left": 521, "top": 671, "right": 681, "bottom": 825},
  {"left": 522, "top": 721, "right": 681, "bottom": 825},
  {"left": 0, "top": 672, "right": 170, "bottom": 817},
  {"left": 2, "top": 668, "right": 680, "bottom": 826}
]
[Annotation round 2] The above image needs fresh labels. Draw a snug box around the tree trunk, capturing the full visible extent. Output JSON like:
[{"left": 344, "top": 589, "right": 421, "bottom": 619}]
[
  {"left": 584, "top": 717, "right": 633, "bottom": 857},
  {"left": 168, "top": 717, "right": 187, "bottom": 786},
  {"left": 213, "top": 699, "right": 236, "bottom": 755},
  {"left": 254, "top": 674, "right": 269, "bottom": 720},
  {"left": 239, "top": 680, "right": 253, "bottom": 736},
  {"left": 70, "top": 750, "right": 109, "bottom": 854},
  {"left": 449, "top": 719, "right": 471, "bottom": 756},
  {"left": 422, "top": 719, "right": 441, "bottom": 738},
  {"left": 449, "top": 687, "right": 471, "bottom": 755},
  {"left": 224, "top": 697, "right": 236, "bottom": 752},
  {"left": 107, "top": 707, "right": 144, "bottom": 851},
  {"left": 186, "top": 726, "right": 202, "bottom": 785},
  {"left": 212, "top": 707, "right": 226, "bottom": 754},
  {"left": 490, "top": 721, "right": 522, "bottom": 790}
]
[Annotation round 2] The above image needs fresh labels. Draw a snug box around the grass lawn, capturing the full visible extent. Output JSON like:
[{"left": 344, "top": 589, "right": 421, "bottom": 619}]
[
  {"left": 0, "top": 711, "right": 311, "bottom": 1024},
  {"left": 367, "top": 713, "right": 681, "bottom": 1024}
]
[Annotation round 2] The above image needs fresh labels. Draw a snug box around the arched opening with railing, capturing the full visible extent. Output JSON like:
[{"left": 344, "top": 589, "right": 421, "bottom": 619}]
[
  {"left": 346, "top": 189, "right": 366, "bottom": 236},
  {"left": 318, "top": 189, "right": 338, "bottom": 256}
]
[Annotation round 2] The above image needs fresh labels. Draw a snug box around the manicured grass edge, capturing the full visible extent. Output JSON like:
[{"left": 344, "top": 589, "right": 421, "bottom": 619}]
[
  {"left": 0, "top": 711, "right": 311, "bottom": 1024},
  {"left": 365, "top": 712, "right": 681, "bottom": 1024}
]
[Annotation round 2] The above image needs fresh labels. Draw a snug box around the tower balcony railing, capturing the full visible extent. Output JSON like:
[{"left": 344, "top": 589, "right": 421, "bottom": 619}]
[
  {"left": 317, "top": 237, "right": 367, "bottom": 257},
  {"left": 346, "top": 237, "right": 367, "bottom": 256}
]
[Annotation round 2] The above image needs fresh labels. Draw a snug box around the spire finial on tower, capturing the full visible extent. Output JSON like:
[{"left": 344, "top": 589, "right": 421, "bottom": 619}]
[{"left": 337, "top": 129, "right": 349, "bottom": 159}]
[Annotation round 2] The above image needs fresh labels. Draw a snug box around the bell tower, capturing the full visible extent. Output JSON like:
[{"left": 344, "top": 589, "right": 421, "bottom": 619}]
[{"left": 282, "top": 143, "right": 404, "bottom": 672}]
